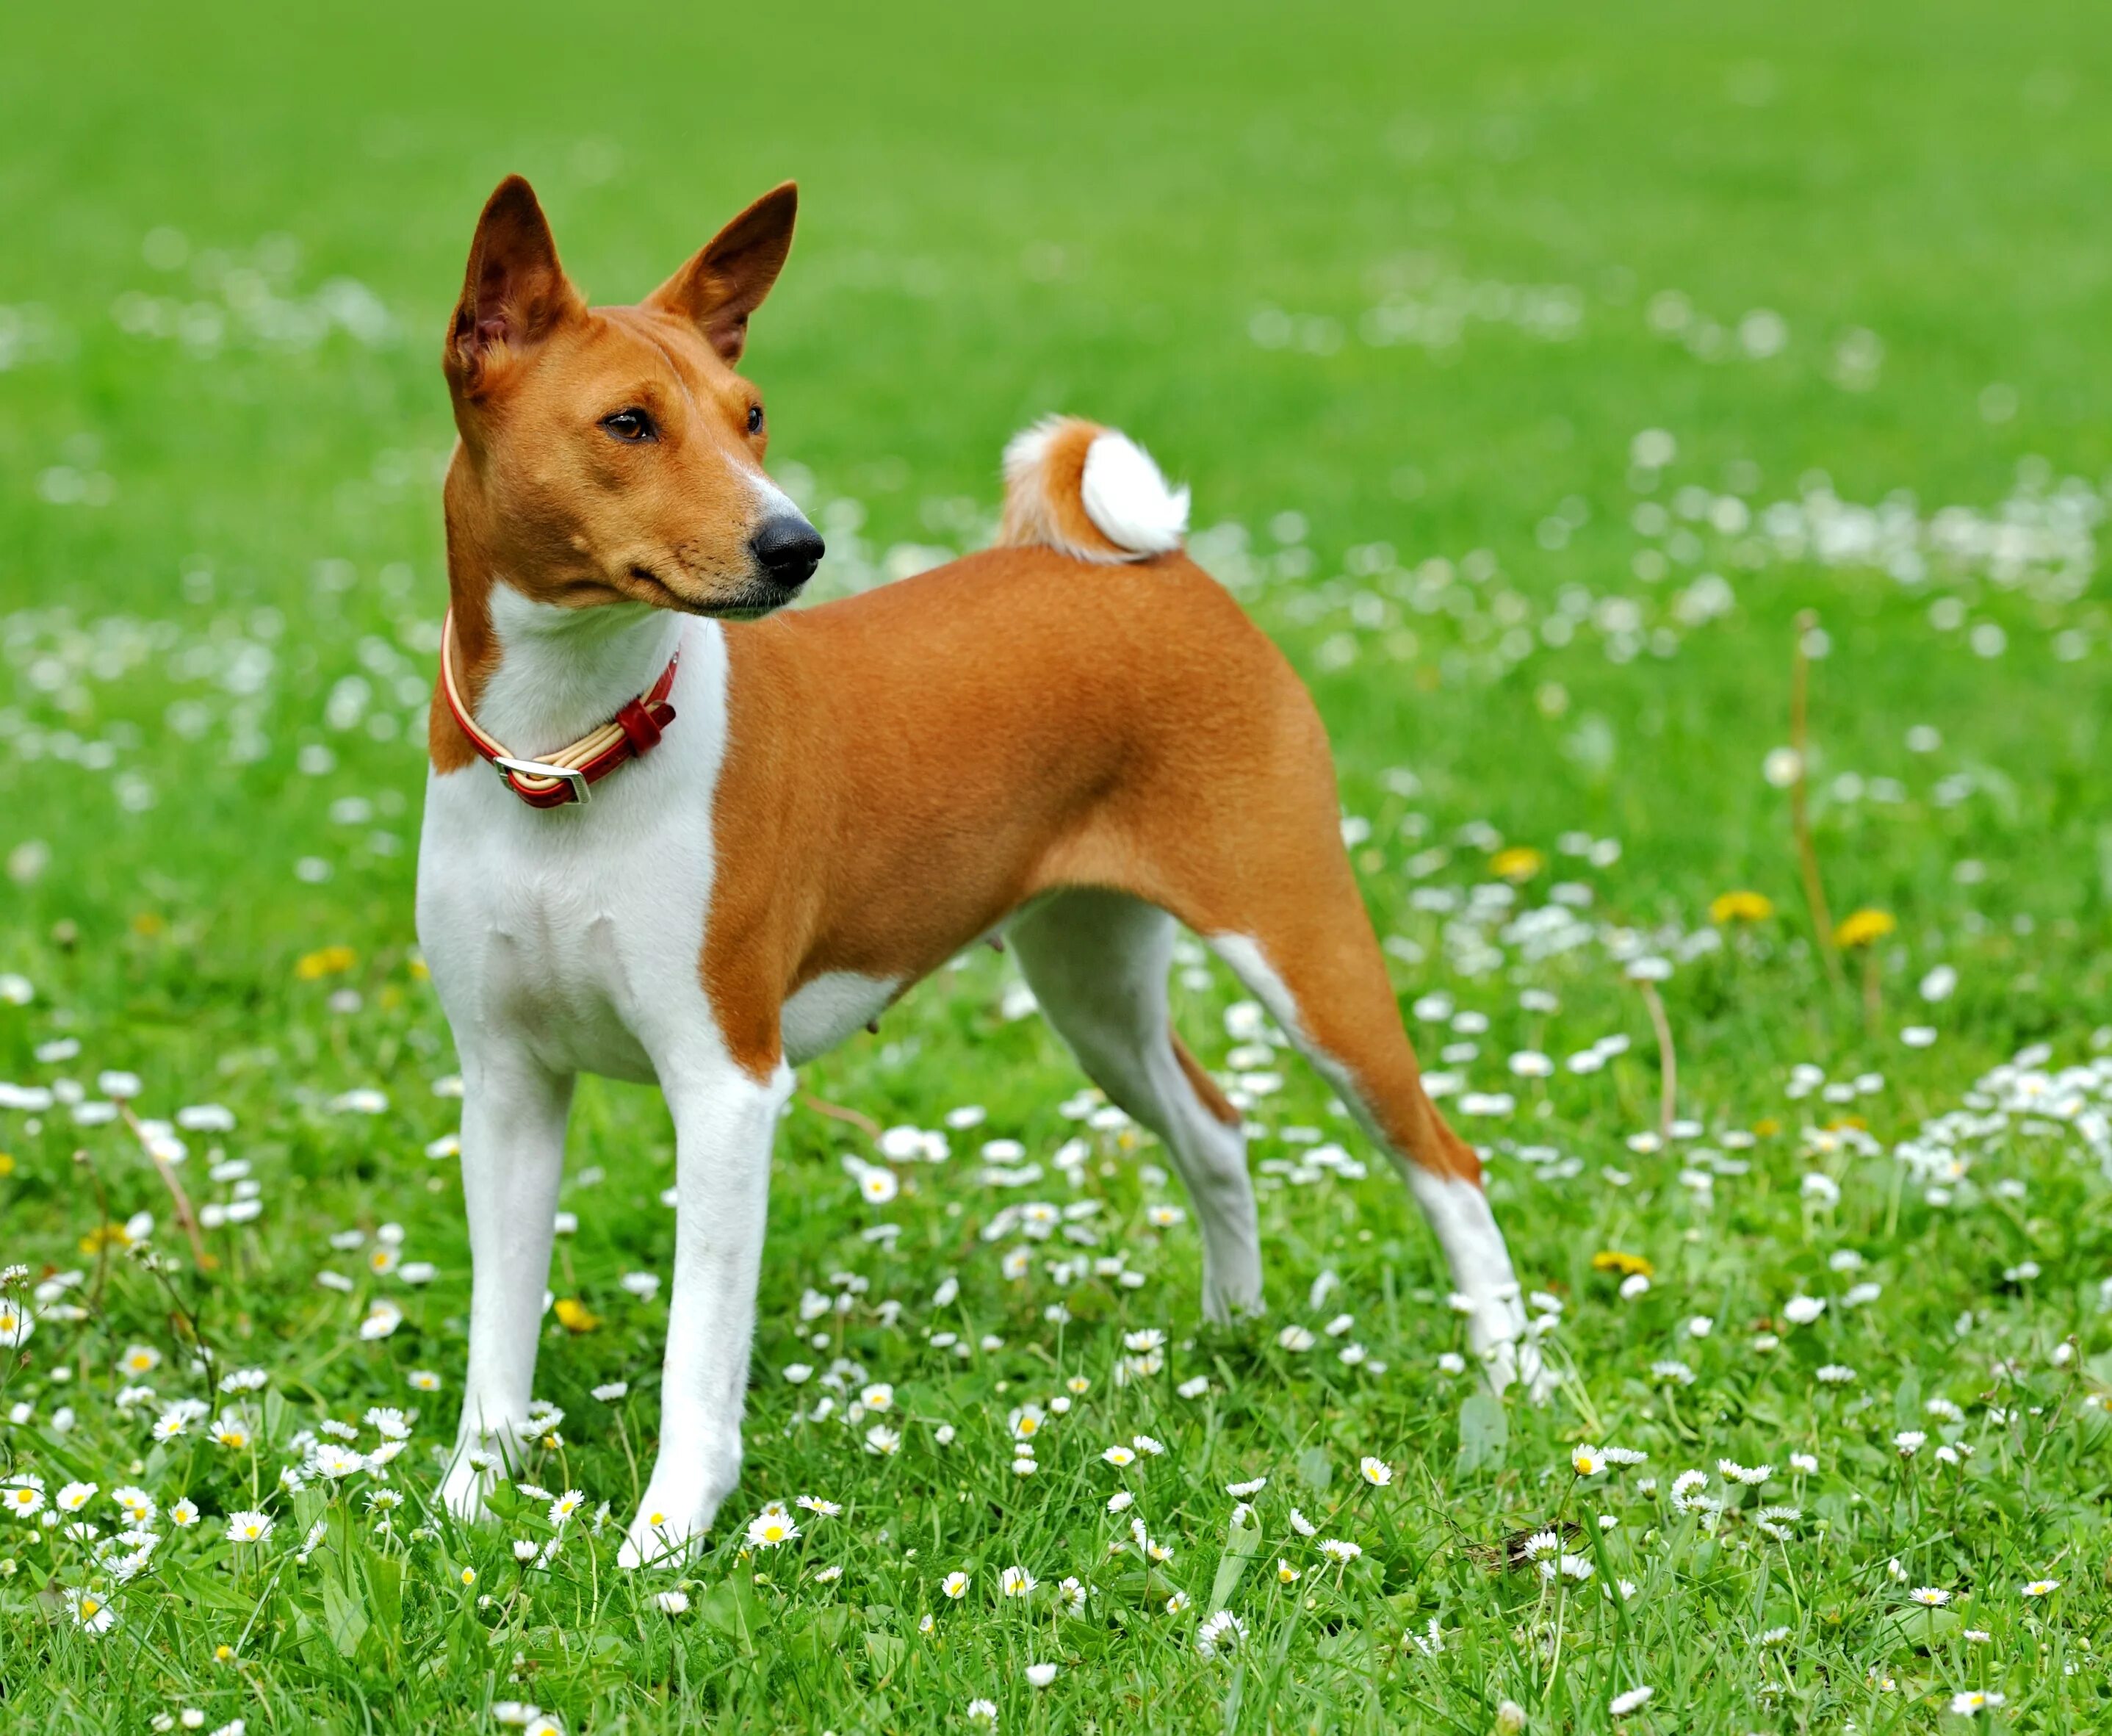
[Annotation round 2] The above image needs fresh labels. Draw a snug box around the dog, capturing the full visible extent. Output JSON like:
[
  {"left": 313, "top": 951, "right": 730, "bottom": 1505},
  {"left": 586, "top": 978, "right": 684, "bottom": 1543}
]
[{"left": 418, "top": 176, "right": 1540, "bottom": 1566}]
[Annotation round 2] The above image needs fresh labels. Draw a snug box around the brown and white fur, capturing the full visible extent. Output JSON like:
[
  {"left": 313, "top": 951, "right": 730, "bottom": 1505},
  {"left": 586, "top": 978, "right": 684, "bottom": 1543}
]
[{"left": 418, "top": 176, "right": 1540, "bottom": 1568}]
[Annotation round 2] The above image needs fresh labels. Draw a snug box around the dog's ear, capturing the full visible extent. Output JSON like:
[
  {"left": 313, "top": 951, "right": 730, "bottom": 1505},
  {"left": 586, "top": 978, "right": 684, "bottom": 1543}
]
[
  {"left": 646, "top": 183, "right": 798, "bottom": 366},
  {"left": 446, "top": 176, "right": 583, "bottom": 397}
]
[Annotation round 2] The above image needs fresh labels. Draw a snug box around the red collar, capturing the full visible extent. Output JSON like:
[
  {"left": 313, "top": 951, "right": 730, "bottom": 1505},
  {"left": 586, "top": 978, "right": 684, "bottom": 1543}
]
[{"left": 439, "top": 610, "right": 680, "bottom": 807}]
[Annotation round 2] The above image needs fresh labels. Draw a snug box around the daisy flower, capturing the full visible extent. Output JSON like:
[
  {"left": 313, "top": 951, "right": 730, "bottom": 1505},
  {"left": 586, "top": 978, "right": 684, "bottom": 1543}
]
[
  {"left": 65, "top": 1587, "right": 117, "bottom": 1635},
  {"left": 1000, "top": 1565, "right": 1037, "bottom": 1596},
  {"left": 1360, "top": 1456, "right": 1394, "bottom": 1486},
  {"left": 942, "top": 1570, "right": 970, "bottom": 1599},
  {"left": 112, "top": 1486, "right": 156, "bottom": 1524},
  {"left": 311, "top": 1444, "right": 364, "bottom": 1479},
  {"left": 2022, "top": 1579, "right": 2060, "bottom": 1596},
  {"left": 1319, "top": 1538, "right": 1363, "bottom": 1564},
  {"left": 1571, "top": 1444, "right": 1605, "bottom": 1476},
  {"left": 796, "top": 1495, "right": 842, "bottom": 1516},
  {"left": 1909, "top": 1587, "right": 1951, "bottom": 1607},
  {"left": 746, "top": 1509, "right": 800, "bottom": 1549},
  {"left": 1609, "top": 1686, "right": 1653, "bottom": 1716},
  {"left": 1196, "top": 1610, "right": 1244, "bottom": 1657},
  {"left": 225, "top": 1511, "right": 273, "bottom": 1545}
]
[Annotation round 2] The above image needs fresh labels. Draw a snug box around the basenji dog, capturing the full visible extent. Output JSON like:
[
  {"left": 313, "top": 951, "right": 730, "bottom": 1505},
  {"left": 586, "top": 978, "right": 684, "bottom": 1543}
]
[{"left": 419, "top": 176, "right": 1540, "bottom": 1566}]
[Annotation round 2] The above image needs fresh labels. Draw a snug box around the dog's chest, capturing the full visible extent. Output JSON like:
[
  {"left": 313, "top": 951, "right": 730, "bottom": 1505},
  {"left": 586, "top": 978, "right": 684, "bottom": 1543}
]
[{"left": 415, "top": 628, "right": 729, "bottom": 1081}]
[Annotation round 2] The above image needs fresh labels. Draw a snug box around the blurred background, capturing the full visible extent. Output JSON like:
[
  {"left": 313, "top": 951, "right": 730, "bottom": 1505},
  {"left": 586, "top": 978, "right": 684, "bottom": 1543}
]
[{"left": 1, "top": 0, "right": 2106, "bottom": 1017}]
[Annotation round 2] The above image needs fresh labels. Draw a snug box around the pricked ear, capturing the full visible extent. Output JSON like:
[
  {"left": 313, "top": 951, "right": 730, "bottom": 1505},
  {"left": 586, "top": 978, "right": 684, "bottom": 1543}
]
[
  {"left": 646, "top": 182, "right": 798, "bottom": 365},
  {"left": 445, "top": 176, "right": 583, "bottom": 396}
]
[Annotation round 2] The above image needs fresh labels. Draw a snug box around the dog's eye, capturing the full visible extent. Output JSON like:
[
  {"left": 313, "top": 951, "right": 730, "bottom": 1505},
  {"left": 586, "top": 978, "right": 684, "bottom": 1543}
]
[
  {"left": 746, "top": 404, "right": 764, "bottom": 435},
  {"left": 600, "top": 408, "right": 657, "bottom": 444}
]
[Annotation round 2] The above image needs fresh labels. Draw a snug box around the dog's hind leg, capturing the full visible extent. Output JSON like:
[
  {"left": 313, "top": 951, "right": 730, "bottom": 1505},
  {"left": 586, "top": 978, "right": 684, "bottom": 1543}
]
[
  {"left": 1008, "top": 888, "right": 1262, "bottom": 1321},
  {"left": 1204, "top": 907, "right": 1543, "bottom": 1397}
]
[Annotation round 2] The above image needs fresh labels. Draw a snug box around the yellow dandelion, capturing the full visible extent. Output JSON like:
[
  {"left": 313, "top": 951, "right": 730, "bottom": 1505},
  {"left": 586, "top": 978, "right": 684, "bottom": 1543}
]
[
  {"left": 296, "top": 944, "right": 358, "bottom": 980},
  {"left": 1590, "top": 1250, "right": 1654, "bottom": 1278},
  {"left": 1490, "top": 846, "right": 1544, "bottom": 883},
  {"left": 1709, "top": 890, "right": 1774, "bottom": 924},
  {"left": 552, "top": 1298, "right": 600, "bottom": 1334},
  {"left": 1834, "top": 909, "right": 1897, "bottom": 948}
]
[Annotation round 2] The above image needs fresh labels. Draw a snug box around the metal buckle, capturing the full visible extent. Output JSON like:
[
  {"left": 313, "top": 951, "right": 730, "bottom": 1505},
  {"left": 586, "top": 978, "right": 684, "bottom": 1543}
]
[{"left": 493, "top": 756, "right": 591, "bottom": 804}]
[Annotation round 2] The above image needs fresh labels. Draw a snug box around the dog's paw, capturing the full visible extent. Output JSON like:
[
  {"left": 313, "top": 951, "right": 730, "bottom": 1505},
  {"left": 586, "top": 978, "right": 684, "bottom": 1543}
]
[
  {"left": 617, "top": 1485, "right": 720, "bottom": 1571},
  {"left": 437, "top": 1450, "right": 499, "bottom": 1522},
  {"left": 1471, "top": 1299, "right": 1554, "bottom": 1405},
  {"left": 1200, "top": 1272, "right": 1266, "bottom": 1326},
  {"left": 1507, "top": 1338, "right": 1557, "bottom": 1406}
]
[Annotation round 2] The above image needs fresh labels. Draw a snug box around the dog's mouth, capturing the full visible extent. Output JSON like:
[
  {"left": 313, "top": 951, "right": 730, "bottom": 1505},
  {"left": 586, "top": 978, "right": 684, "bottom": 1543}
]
[{"left": 625, "top": 563, "right": 801, "bottom": 621}]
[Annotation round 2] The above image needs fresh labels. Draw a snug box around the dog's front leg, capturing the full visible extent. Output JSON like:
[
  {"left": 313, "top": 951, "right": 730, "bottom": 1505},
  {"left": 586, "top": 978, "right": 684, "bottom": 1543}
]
[
  {"left": 438, "top": 1050, "right": 574, "bottom": 1519},
  {"left": 619, "top": 1056, "right": 790, "bottom": 1569}
]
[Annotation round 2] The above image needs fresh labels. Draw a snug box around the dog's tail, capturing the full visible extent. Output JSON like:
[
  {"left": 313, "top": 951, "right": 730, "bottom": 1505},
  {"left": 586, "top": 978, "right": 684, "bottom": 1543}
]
[{"left": 996, "top": 415, "right": 1189, "bottom": 563}]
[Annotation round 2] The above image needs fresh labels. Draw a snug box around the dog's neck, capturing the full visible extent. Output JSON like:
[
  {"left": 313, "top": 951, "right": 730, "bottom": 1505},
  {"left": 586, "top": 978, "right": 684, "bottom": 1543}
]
[{"left": 453, "top": 576, "right": 687, "bottom": 760}]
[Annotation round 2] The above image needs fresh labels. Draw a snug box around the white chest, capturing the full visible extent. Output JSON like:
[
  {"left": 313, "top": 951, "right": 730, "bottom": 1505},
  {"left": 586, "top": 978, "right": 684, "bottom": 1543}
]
[{"left": 415, "top": 621, "right": 730, "bottom": 1082}]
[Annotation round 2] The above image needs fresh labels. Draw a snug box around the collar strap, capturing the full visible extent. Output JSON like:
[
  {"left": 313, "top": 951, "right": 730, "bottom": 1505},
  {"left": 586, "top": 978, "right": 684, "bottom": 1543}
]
[{"left": 439, "top": 610, "right": 680, "bottom": 808}]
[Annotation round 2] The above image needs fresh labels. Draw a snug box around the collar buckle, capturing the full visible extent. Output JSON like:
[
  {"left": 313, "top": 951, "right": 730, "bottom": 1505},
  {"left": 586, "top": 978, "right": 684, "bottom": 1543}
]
[{"left": 492, "top": 756, "right": 591, "bottom": 803}]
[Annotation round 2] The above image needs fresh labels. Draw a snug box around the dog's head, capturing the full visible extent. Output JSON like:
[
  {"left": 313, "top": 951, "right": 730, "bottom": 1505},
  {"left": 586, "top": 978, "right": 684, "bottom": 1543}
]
[{"left": 442, "top": 176, "right": 822, "bottom": 619}]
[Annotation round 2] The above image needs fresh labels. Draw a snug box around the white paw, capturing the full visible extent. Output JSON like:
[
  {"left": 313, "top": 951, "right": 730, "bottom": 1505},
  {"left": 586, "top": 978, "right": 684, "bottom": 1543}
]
[
  {"left": 437, "top": 1452, "right": 497, "bottom": 1521},
  {"left": 1472, "top": 1297, "right": 1553, "bottom": 1403},
  {"left": 1200, "top": 1271, "right": 1265, "bottom": 1325},
  {"left": 617, "top": 1487, "right": 720, "bottom": 1571}
]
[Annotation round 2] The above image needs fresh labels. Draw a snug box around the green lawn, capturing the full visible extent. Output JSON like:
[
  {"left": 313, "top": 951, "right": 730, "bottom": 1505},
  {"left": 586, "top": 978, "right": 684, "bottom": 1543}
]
[{"left": 3, "top": 2, "right": 2111, "bottom": 1730}]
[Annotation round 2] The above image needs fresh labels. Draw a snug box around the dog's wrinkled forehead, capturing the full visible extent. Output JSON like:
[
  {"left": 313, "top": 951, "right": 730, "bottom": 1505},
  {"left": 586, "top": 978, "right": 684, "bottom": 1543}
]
[{"left": 594, "top": 306, "right": 752, "bottom": 417}]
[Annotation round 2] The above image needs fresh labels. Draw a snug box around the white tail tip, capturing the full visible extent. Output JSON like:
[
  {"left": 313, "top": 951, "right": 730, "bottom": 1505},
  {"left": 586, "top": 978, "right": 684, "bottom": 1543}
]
[{"left": 998, "top": 415, "right": 1189, "bottom": 563}]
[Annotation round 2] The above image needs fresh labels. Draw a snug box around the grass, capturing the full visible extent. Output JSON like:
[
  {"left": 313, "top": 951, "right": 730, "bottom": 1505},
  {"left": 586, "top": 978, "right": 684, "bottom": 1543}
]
[{"left": 4, "top": 1, "right": 2112, "bottom": 1730}]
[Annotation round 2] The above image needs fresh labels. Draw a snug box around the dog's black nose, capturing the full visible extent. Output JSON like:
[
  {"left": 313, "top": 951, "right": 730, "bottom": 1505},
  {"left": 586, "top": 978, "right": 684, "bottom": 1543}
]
[{"left": 751, "top": 516, "right": 825, "bottom": 588}]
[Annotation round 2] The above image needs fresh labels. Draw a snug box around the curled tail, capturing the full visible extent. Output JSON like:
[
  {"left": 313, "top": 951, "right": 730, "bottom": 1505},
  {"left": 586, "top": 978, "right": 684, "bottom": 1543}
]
[{"left": 997, "top": 415, "right": 1189, "bottom": 563}]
